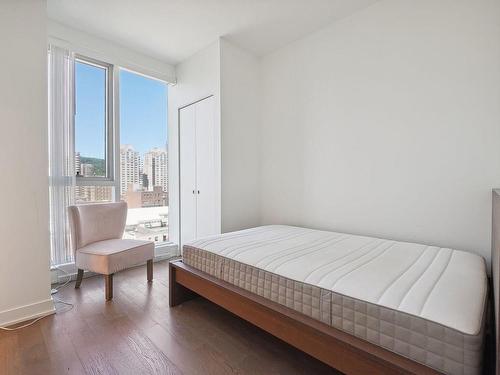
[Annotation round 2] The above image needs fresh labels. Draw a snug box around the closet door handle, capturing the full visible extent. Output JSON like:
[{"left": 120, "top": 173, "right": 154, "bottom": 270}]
[
  {"left": 197, "top": 190, "right": 200, "bottom": 194},
  {"left": 192, "top": 190, "right": 195, "bottom": 194}
]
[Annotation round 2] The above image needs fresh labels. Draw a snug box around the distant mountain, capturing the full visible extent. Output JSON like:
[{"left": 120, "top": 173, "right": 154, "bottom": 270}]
[{"left": 80, "top": 156, "right": 106, "bottom": 176}]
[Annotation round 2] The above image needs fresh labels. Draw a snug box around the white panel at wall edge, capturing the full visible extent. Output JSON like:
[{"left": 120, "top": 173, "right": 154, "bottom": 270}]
[
  {"left": 0, "top": 299, "right": 55, "bottom": 328},
  {"left": 0, "top": 0, "right": 53, "bottom": 323}
]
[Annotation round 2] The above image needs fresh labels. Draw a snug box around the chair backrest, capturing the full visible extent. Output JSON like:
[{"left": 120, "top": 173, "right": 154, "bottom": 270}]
[{"left": 68, "top": 201, "right": 128, "bottom": 250}]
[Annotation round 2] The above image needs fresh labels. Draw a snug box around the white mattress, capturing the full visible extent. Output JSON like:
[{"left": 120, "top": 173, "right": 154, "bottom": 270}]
[{"left": 183, "top": 225, "right": 488, "bottom": 375}]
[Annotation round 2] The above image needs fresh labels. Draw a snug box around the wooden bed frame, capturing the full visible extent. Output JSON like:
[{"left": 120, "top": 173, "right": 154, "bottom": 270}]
[
  {"left": 169, "top": 260, "right": 442, "bottom": 374},
  {"left": 170, "top": 193, "right": 500, "bottom": 375}
]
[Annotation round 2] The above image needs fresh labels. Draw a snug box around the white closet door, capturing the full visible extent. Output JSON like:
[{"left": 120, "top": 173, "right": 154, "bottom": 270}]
[
  {"left": 179, "top": 104, "right": 197, "bottom": 244},
  {"left": 195, "top": 96, "right": 218, "bottom": 238}
]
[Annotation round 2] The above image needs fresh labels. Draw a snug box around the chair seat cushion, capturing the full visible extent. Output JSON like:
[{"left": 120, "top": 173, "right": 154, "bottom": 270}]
[{"left": 76, "top": 239, "right": 154, "bottom": 275}]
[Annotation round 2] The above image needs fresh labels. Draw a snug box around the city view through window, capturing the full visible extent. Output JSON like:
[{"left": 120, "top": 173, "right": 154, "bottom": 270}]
[{"left": 75, "top": 61, "right": 169, "bottom": 245}]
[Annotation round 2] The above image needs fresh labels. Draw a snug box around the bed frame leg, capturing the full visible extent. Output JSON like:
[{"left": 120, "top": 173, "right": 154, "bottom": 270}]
[{"left": 169, "top": 261, "right": 198, "bottom": 307}]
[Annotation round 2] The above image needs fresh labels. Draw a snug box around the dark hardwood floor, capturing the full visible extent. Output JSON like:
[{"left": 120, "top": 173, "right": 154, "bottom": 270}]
[{"left": 0, "top": 260, "right": 340, "bottom": 375}]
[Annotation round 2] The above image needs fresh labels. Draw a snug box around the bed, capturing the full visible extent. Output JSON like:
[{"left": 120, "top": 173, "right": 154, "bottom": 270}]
[{"left": 170, "top": 224, "right": 490, "bottom": 375}]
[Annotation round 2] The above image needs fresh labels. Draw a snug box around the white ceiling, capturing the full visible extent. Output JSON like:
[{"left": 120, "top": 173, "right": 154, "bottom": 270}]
[{"left": 47, "top": 0, "right": 379, "bottom": 65}]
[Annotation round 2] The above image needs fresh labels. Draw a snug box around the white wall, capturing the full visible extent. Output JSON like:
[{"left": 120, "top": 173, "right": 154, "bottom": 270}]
[
  {"left": 0, "top": 0, "right": 54, "bottom": 326},
  {"left": 260, "top": 0, "right": 500, "bottom": 264},
  {"left": 168, "top": 41, "right": 221, "bottom": 246},
  {"left": 220, "top": 39, "right": 261, "bottom": 232},
  {"left": 169, "top": 38, "right": 261, "bottom": 243},
  {"left": 48, "top": 20, "right": 176, "bottom": 83}
]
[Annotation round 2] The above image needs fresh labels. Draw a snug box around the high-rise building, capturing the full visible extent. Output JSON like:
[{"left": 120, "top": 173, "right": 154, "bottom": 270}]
[
  {"left": 139, "top": 157, "right": 144, "bottom": 188},
  {"left": 120, "top": 144, "right": 141, "bottom": 197},
  {"left": 75, "top": 152, "right": 81, "bottom": 176},
  {"left": 80, "top": 163, "right": 94, "bottom": 177},
  {"left": 75, "top": 186, "right": 113, "bottom": 204},
  {"left": 141, "top": 173, "right": 149, "bottom": 190},
  {"left": 144, "top": 148, "right": 167, "bottom": 192}
]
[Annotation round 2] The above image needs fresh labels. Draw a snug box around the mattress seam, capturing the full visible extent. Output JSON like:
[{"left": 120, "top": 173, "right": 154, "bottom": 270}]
[
  {"left": 270, "top": 235, "right": 352, "bottom": 273},
  {"left": 223, "top": 228, "right": 313, "bottom": 257},
  {"left": 190, "top": 225, "right": 280, "bottom": 248},
  {"left": 374, "top": 245, "right": 430, "bottom": 304},
  {"left": 418, "top": 250, "right": 454, "bottom": 315},
  {"left": 307, "top": 239, "right": 388, "bottom": 285},
  {"left": 255, "top": 233, "right": 341, "bottom": 268},
  {"left": 328, "top": 241, "right": 396, "bottom": 289},
  {"left": 295, "top": 237, "right": 380, "bottom": 281}
]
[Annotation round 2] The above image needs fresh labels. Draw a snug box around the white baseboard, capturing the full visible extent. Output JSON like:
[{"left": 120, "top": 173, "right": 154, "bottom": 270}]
[
  {"left": 1, "top": 246, "right": 178, "bottom": 327},
  {"left": 0, "top": 298, "right": 55, "bottom": 328}
]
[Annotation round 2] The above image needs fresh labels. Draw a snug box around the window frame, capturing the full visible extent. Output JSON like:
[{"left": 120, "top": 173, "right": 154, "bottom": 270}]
[
  {"left": 71, "top": 55, "right": 175, "bottom": 251},
  {"left": 74, "top": 54, "right": 116, "bottom": 187}
]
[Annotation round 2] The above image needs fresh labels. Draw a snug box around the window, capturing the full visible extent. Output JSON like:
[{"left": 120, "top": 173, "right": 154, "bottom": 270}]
[
  {"left": 74, "top": 56, "right": 115, "bottom": 204},
  {"left": 74, "top": 57, "right": 113, "bottom": 181},
  {"left": 49, "top": 47, "right": 171, "bottom": 267},
  {"left": 73, "top": 61, "right": 169, "bottom": 240},
  {"left": 119, "top": 69, "right": 169, "bottom": 245}
]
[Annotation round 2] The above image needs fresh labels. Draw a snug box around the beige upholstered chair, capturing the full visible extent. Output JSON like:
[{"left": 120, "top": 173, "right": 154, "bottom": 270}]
[{"left": 68, "top": 201, "right": 154, "bottom": 300}]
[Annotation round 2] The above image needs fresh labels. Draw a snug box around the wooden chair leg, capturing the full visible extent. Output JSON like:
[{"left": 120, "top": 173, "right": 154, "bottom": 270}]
[
  {"left": 105, "top": 274, "right": 113, "bottom": 301},
  {"left": 75, "top": 269, "right": 84, "bottom": 289},
  {"left": 147, "top": 259, "right": 153, "bottom": 283}
]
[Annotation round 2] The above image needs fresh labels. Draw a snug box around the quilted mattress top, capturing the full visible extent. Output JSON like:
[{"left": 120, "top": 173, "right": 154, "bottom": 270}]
[{"left": 186, "top": 225, "right": 487, "bottom": 335}]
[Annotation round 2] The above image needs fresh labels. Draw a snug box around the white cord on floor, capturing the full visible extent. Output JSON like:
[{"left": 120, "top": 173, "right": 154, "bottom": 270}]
[
  {"left": 0, "top": 315, "right": 49, "bottom": 331},
  {"left": 52, "top": 265, "right": 73, "bottom": 292},
  {"left": 0, "top": 268, "right": 75, "bottom": 331}
]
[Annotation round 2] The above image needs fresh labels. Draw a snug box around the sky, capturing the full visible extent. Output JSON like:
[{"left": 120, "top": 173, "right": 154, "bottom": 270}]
[{"left": 75, "top": 61, "right": 168, "bottom": 158}]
